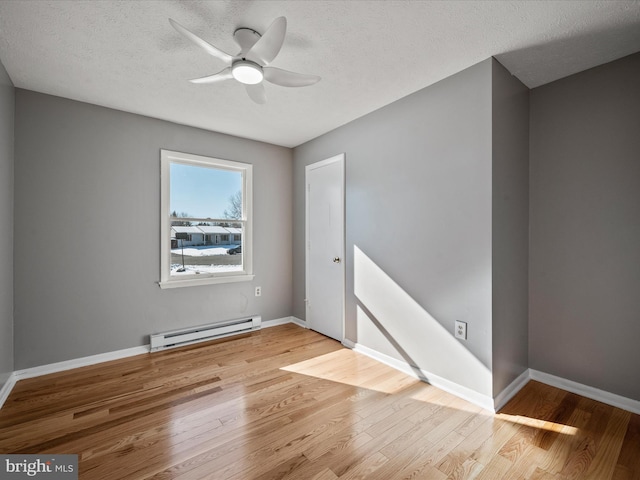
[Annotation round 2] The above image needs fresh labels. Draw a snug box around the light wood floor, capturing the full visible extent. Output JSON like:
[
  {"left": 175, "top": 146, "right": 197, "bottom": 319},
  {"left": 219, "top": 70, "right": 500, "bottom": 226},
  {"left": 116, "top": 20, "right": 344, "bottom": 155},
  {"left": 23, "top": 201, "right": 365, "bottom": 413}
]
[{"left": 1, "top": 324, "right": 638, "bottom": 479}]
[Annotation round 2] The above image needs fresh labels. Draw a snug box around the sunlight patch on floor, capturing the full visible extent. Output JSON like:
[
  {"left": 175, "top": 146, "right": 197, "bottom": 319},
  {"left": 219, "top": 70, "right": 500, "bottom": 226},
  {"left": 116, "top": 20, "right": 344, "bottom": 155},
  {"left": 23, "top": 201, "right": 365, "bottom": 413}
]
[
  {"left": 281, "top": 349, "right": 421, "bottom": 394},
  {"left": 497, "top": 413, "right": 578, "bottom": 435}
]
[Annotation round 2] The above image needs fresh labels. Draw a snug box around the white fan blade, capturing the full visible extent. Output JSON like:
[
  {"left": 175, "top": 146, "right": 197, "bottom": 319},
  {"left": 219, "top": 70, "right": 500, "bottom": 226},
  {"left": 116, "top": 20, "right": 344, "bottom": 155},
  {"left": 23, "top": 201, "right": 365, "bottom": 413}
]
[
  {"left": 245, "top": 83, "right": 267, "bottom": 104},
  {"left": 264, "top": 67, "right": 320, "bottom": 87},
  {"left": 169, "top": 18, "right": 234, "bottom": 63},
  {"left": 189, "top": 67, "right": 233, "bottom": 84},
  {"left": 246, "top": 17, "right": 286, "bottom": 65}
]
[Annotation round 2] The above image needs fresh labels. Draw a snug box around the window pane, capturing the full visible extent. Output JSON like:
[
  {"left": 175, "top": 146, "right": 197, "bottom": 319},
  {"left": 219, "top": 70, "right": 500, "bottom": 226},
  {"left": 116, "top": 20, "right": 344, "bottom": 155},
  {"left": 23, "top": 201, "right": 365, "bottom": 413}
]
[
  {"left": 170, "top": 222, "right": 243, "bottom": 276},
  {"left": 170, "top": 163, "right": 243, "bottom": 219},
  {"left": 160, "top": 149, "right": 252, "bottom": 288}
]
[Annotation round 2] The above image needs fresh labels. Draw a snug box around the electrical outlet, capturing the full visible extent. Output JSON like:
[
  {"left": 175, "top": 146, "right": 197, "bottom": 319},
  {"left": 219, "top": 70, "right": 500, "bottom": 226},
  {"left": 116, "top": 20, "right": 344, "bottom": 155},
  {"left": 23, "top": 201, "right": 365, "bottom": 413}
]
[
  {"left": 255, "top": 286, "right": 261, "bottom": 297},
  {"left": 455, "top": 320, "right": 467, "bottom": 340}
]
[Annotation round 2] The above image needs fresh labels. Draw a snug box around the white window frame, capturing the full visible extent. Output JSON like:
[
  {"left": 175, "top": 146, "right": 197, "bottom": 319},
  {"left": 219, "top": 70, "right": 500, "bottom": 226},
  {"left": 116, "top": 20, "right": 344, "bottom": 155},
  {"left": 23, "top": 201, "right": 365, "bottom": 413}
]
[{"left": 159, "top": 149, "right": 254, "bottom": 289}]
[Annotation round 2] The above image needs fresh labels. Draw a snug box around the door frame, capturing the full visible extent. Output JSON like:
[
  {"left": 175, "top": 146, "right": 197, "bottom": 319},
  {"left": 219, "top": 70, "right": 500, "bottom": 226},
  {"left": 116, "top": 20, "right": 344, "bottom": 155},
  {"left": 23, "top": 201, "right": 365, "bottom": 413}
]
[{"left": 305, "top": 153, "right": 346, "bottom": 341}]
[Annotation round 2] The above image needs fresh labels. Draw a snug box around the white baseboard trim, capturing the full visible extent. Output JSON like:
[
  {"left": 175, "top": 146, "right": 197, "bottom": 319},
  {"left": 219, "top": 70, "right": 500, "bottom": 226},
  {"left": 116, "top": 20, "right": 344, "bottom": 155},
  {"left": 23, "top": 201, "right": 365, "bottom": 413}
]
[
  {"left": 342, "top": 339, "right": 495, "bottom": 411},
  {"left": 341, "top": 343, "right": 640, "bottom": 415},
  {"left": 0, "top": 372, "right": 18, "bottom": 410},
  {"left": 342, "top": 339, "right": 356, "bottom": 349},
  {"left": 14, "top": 345, "right": 150, "bottom": 381},
  {"left": 22, "top": 317, "right": 302, "bottom": 365},
  {"left": 529, "top": 369, "right": 640, "bottom": 415},
  {"left": 262, "top": 316, "right": 308, "bottom": 329},
  {"left": 6, "top": 324, "right": 638, "bottom": 417},
  {"left": 1, "top": 346, "right": 149, "bottom": 410},
  {"left": 290, "top": 316, "right": 307, "bottom": 328},
  {"left": 261, "top": 316, "right": 293, "bottom": 328},
  {"left": 493, "top": 369, "right": 530, "bottom": 411},
  {"left": 1, "top": 317, "right": 306, "bottom": 410}
]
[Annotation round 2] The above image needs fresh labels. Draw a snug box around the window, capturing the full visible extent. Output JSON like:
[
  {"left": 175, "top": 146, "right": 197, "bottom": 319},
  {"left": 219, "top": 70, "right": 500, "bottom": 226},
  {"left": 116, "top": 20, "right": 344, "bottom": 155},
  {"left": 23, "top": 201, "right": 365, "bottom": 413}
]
[{"left": 160, "top": 150, "right": 253, "bottom": 288}]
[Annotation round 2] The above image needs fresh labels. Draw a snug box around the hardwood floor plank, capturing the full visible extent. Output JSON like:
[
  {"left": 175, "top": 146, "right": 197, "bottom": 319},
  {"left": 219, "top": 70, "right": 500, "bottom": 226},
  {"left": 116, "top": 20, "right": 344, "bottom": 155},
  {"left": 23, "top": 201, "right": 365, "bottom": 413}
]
[
  {"left": 536, "top": 392, "right": 582, "bottom": 450},
  {"left": 16, "top": 386, "right": 223, "bottom": 454},
  {"left": 501, "top": 443, "right": 549, "bottom": 480},
  {"left": 612, "top": 413, "right": 640, "bottom": 480},
  {"left": 583, "top": 407, "right": 630, "bottom": 480},
  {"left": 498, "top": 421, "right": 543, "bottom": 463},
  {"left": 250, "top": 453, "right": 309, "bottom": 480},
  {"left": 470, "top": 416, "right": 521, "bottom": 466},
  {"left": 380, "top": 406, "right": 449, "bottom": 460},
  {"left": 128, "top": 413, "right": 294, "bottom": 480},
  {"left": 474, "top": 453, "right": 513, "bottom": 480},
  {"left": 529, "top": 466, "right": 565, "bottom": 480},
  {"left": 375, "top": 438, "right": 450, "bottom": 480},
  {"left": 444, "top": 457, "right": 484, "bottom": 480},
  {"left": 1, "top": 324, "right": 638, "bottom": 480},
  {"left": 364, "top": 398, "right": 428, "bottom": 438},
  {"left": 279, "top": 455, "right": 334, "bottom": 480},
  {"left": 560, "top": 401, "right": 615, "bottom": 479},
  {"left": 435, "top": 415, "right": 495, "bottom": 477},
  {"left": 338, "top": 451, "right": 388, "bottom": 479},
  {"left": 537, "top": 406, "right": 593, "bottom": 475},
  {"left": 299, "top": 431, "right": 375, "bottom": 477},
  {"left": 424, "top": 398, "right": 483, "bottom": 445},
  {"left": 311, "top": 468, "right": 339, "bottom": 480}
]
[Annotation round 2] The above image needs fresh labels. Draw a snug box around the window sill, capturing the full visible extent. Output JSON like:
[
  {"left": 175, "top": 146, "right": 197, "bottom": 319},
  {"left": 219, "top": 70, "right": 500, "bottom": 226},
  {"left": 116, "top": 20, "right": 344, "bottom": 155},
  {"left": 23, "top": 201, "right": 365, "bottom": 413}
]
[{"left": 159, "top": 274, "right": 255, "bottom": 289}]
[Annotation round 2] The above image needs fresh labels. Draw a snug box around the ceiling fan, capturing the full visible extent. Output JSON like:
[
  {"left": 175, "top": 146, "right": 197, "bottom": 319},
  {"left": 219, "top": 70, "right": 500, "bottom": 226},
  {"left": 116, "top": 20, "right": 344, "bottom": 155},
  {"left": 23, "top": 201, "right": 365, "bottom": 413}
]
[{"left": 169, "top": 16, "right": 320, "bottom": 104}]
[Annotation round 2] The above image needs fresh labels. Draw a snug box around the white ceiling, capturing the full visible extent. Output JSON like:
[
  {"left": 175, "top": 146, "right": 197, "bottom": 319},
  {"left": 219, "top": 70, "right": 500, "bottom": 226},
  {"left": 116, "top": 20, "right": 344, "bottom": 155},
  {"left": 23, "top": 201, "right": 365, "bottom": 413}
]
[{"left": 0, "top": 1, "right": 639, "bottom": 148}]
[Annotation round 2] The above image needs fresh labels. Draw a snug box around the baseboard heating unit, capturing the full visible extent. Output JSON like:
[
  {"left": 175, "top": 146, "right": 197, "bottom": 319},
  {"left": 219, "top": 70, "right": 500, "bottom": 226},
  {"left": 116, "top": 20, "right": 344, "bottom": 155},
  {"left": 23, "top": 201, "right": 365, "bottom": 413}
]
[{"left": 150, "top": 316, "right": 261, "bottom": 352}]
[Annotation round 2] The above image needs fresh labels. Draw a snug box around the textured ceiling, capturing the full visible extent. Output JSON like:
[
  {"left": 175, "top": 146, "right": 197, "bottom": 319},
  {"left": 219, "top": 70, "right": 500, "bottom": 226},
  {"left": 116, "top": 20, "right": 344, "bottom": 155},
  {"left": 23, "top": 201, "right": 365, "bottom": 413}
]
[{"left": 0, "top": 0, "right": 639, "bottom": 147}]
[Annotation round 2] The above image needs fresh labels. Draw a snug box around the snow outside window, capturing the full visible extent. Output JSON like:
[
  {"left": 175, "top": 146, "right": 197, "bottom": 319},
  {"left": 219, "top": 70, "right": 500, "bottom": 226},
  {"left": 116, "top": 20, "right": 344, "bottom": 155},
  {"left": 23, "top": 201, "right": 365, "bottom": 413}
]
[{"left": 159, "top": 150, "right": 254, "bottom": 288}]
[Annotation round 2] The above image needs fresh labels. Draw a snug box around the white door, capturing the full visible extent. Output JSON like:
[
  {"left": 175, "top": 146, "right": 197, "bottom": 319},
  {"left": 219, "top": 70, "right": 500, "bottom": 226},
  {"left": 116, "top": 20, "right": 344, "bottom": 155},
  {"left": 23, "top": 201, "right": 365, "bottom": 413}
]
[{"left": 306, "top": 154, "right": 345, "bottom": 341}]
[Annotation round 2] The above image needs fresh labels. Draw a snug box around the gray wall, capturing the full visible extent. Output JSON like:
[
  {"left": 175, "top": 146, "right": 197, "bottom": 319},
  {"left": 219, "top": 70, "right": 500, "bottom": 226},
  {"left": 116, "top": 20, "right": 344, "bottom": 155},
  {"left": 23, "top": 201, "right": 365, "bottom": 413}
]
[
  {"left": 530, "top": 52, "right": 640, "bottom": 401},
  {"left": 14, "top": 90, "right": 293, "bottom": 369},
  {"left": 294, "top": 60, "right": 495, "bottom": 397},
  {"left": 491, "top": 59, "right": 529, "bottom": 397},
  {"left": 8, "top": 48, "right": 637, "bottom": 407},
  {"left": 0, "top": 59, "right": 14, "bottom": 387}
]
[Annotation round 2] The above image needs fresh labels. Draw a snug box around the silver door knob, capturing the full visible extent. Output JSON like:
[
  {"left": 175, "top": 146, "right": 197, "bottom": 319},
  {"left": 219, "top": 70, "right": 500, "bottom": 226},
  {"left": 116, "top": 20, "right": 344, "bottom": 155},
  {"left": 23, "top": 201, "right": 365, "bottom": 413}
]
[{"left": 333, "top": 257, "right": 341, "bottom": 263}]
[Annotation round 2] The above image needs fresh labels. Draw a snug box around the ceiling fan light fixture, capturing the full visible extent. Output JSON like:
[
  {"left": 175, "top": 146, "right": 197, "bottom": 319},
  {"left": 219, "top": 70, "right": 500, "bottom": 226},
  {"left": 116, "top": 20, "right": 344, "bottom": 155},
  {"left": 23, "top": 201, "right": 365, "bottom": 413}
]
[
  {"left": 170, "top": 16, "right": 320, "bottom": 103},
  {"left": 232, "top": 60, "right": 264, "bottom": 85}
]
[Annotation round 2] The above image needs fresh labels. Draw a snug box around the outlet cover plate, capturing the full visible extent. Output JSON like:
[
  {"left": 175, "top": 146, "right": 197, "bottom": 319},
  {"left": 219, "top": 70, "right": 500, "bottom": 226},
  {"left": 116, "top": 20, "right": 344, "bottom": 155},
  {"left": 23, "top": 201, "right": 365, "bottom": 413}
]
[{"left": 455, "top": 320, "right": 467, "bottom": 340}]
